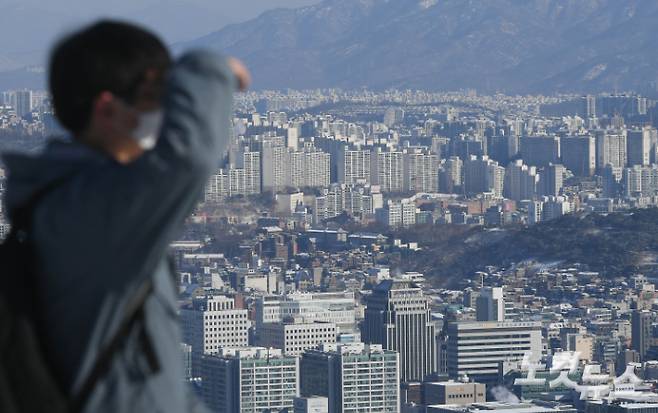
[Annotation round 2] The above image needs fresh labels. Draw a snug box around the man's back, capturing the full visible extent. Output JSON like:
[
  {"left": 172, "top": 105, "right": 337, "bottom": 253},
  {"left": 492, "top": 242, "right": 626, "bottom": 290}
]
[{"left": 2, "top": 50, "right": 237, "bottom": 412}]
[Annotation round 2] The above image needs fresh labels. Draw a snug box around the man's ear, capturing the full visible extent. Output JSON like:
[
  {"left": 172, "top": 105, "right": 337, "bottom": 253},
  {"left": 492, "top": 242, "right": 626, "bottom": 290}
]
[{"left": 92, "top": 91, "right": 118, "bottom": 124}]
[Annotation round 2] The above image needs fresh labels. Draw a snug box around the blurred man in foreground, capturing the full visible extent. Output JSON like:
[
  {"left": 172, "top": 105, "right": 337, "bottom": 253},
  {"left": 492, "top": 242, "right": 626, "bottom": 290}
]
[{"left": 2, "top": 20, "right": 249, "bottom": 412}]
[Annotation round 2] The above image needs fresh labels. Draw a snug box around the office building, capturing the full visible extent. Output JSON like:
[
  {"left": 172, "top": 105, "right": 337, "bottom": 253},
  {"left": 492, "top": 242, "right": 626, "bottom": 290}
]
[
  {"left": 632, "top": 310, "right": 652, "bottom": 361},
  {"left": 256, "top": 321, "right": 338, "bottom": 356},
  {"left": 561, "top": 135, "right": 596, "bottom": 176},
  {"left": 255, "top": 291, "right": 357, "bottom": 330},
  {"left": 363, "top": 279, "right": 437, "bottom": 382},
  {"left": 301, "top": 343, "right": 400, "bottom": 413},
  {"left": 180, "top": 295, "right": 249, "bottom": 375},
  {"left": 445, "top": 320, "right": 543, "bottom": 383},
  {"left": 424, "top": 381, "right": 486, "bottom": 405},
  {"left": 201, "top": 347, "right": 299, "bottom": 413},
  {"left": 476, "top": 287, "right": 505, "bottom": 322}
]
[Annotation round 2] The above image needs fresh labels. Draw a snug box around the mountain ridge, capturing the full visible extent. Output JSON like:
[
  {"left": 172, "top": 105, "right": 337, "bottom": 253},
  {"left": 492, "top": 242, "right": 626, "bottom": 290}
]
[
  {"left": 393, "top": 208, "right": 658, "bottom": 288},
  {"left": 179, "top": 0, "right": 658, "bottom": 93}
]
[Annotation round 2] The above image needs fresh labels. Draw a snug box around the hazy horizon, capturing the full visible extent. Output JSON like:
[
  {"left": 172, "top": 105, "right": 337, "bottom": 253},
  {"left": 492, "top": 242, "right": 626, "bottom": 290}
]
[{"left": 0, "top": 0, "right": 321, "bottom": 70}]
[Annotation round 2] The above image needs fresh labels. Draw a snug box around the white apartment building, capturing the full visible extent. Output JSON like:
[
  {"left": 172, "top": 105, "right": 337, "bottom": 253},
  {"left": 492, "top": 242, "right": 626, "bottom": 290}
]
[
  {"left": 262, "top": 141, "right": 291, "bottom": 192},
  {"left": 596, "top": 130, "right": 627, "bottom": 171},
  {"left": 202, "top": 347, "right": 299, "bottom": 413},
  {"left": 314, "top": 184, "right": 383, "bottom": 223},
  {"left": 290, "top": 149, "right": 331, "bottom": 188},
  {"left": 372, "top": 149, "right": 404, "bottom": 193},
  {"left": 340, "top": 149, "right": 371, "bottom": 185},
  {"left": 375, "top": 199, "right": 417, "bottom": 228},
  {"left": 301, "top": 343, "right": 400, "bottom": 413},
  {"left": 404, "top": 148, "right": 439, "bottom": 193},
  {"left": 205, "top": 149, "right": 260, "bottom": 201},
  {"left": 623, "top": 164, "right": 658, "bottom": 197}
]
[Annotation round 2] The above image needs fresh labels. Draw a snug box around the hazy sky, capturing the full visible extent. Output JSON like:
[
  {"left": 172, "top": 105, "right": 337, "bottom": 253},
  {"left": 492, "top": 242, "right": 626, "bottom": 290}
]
[{"left": 0, "top": 0, "right": 320, "bottom": 68}]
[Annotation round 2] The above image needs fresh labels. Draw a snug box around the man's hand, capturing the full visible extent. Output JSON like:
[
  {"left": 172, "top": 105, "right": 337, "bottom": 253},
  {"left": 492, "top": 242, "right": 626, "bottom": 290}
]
[{"left": 228, "top": 57, "right": 251, "bottom": 91}]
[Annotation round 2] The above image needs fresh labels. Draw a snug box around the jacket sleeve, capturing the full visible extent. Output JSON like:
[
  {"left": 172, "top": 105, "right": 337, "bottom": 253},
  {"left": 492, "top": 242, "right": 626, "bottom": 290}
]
[{"left": 35, "top": 50, "right": 237, "bottom": 290}]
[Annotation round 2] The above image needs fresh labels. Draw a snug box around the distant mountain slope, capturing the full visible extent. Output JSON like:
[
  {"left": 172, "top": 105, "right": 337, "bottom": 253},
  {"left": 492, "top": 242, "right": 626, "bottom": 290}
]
[
  {"left": 181, "top": 0, "right": 658, "bottom": 92},
  {"left": 0, "top": 67, "right": 46, "bottom": 91},
  {"left": 395, "top": 208, "right": 658, "bottom": 288}
]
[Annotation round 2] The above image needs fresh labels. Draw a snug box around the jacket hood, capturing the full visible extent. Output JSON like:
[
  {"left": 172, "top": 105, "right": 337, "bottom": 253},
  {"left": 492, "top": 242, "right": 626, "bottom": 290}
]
[{"left": 2, "top": 139, "right": 109, "bottom": 220}]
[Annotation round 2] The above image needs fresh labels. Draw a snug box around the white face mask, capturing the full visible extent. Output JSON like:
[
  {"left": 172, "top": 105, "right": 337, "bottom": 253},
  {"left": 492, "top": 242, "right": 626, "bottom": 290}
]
[{"left": 132, "top": 109, "right": 164, "bottom": 150}]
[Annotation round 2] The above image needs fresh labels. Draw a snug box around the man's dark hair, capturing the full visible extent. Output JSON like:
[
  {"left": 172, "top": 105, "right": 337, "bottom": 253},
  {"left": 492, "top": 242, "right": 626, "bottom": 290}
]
[{"left": 49, "top": 20, "right": 171, "bottom": 134}]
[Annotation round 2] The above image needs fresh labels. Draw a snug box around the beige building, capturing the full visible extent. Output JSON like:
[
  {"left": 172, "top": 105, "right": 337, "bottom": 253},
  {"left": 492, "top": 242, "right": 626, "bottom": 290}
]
[
  {"left": 424, "top": 381, "right": 486, "bottom": 405},
  {"left": 566, "top": 334, "right": 594, "bottom": 362},
  {"left": 180, "top": 295, "right": 250, "bottom": 376},
  {"left": 256, "top": 321, "right": 338, "bottom": 356}
]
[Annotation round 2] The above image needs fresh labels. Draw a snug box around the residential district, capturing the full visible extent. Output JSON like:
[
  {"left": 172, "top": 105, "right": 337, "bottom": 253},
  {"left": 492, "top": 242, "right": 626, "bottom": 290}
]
[{"left": 3, "top": 89, "right": 658, "bottom": 413}]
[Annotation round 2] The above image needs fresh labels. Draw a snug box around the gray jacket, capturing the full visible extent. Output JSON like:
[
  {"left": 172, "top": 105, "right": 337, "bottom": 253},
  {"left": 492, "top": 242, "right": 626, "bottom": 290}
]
[{"left": 2, "top": 51, "right": 236, "bottom": 412}]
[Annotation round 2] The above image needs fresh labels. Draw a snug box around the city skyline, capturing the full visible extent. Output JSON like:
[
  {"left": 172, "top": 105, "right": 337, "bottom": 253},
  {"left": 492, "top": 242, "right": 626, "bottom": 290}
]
[
  {"left": 4, "top": 85, "right": 658, "bottom": 411},
  {"left": 3, "top": 3, "right": 658, "bottom": 413}
]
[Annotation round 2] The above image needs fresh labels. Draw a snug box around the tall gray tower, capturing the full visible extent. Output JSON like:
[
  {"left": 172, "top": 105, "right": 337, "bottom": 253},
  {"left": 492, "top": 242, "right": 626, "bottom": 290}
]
[
  {"left": 363, "top": 279, "right": 437, "bottom": 382},
  {"left": 632, "top": 310, "right": 652, "bottom": 361},
  {"left": 476, "top": 287, "right": 505, "bottom": 322}
]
